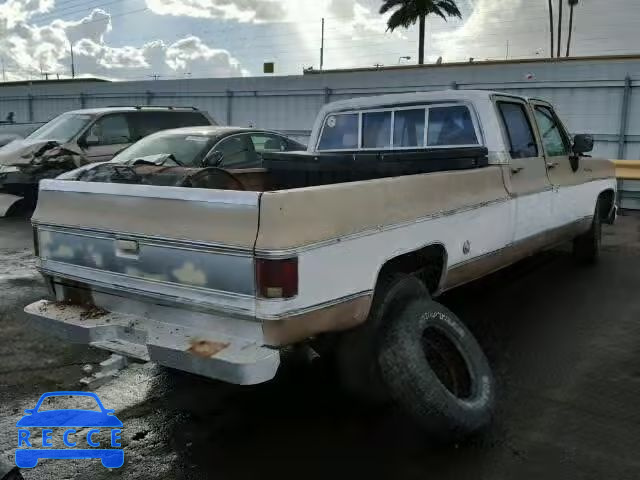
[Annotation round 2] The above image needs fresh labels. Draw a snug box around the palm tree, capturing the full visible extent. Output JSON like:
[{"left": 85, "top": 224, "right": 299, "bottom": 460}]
[
  {"left": 548, "top": 0, "right": 554, "bottom": 57},
  {"left": 380, "top": 0, "right": 462, "bottom": 65},
  {"left": 566, "top": 0, "right": 579, "bottom": 57},
  {"left": 556, "top": 0, "right": 563, "bottom": 58}
]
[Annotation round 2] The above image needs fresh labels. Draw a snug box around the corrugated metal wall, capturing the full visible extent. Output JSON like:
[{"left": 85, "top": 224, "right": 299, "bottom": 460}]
[{"left": 0, "top": 56, "right": 638, "bottom": 157}]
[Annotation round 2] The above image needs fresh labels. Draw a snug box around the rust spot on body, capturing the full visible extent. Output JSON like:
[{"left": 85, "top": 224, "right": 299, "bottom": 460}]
[
  {"left": 188, "top": 339, "right": 229, "bottom": 358},
  {"left": 79, "top": 305, "right": 108, "bottom": 320}
]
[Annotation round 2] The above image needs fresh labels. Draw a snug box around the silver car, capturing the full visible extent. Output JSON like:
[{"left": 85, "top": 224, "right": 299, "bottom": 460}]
[{"left": 0, "top": 106, "right": 215, "bottom": 215}]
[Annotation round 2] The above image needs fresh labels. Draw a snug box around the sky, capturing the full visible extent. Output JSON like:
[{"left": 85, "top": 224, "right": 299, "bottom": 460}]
[{"left": 0, "top": 0, "right": 639, "bottom": 82}]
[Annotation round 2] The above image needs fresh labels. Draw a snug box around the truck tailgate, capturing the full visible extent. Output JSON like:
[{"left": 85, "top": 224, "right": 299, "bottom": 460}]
[{"left": 33, "top": 179, "right": 262, "bottom": 316}]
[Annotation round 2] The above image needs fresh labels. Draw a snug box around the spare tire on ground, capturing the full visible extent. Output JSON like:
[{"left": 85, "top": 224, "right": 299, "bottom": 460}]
[{"left": 377, "top": 297, "right": 495, "bottom": 442}]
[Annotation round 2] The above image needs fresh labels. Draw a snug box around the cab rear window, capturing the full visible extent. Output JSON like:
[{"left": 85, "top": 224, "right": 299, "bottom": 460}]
[{"left": 317, "top": 104, "right": 479, "bottom": 151}]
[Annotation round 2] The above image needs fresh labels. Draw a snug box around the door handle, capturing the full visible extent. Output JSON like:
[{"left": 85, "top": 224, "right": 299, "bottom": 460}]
[
  {"left": 546, "top": 162, "right": 559, "bottom": 169},
  {"left": 511, "top": 166, "right": 524, "bottom": 174}
]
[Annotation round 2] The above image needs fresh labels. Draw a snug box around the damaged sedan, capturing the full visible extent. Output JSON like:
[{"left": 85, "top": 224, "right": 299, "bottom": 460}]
[
  {"left": 0, "top": 106, "right": 215, "bottom": 216},
  {"left": 59, "top": 126, "right": 307, "bottom": 188}
]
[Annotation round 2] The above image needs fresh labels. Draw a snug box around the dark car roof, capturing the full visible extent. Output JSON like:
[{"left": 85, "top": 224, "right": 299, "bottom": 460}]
[{"left": 147, "top": 126, "right": 289, "bottom": 139}]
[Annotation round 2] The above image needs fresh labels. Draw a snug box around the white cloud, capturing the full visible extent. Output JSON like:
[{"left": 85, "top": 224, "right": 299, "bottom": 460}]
[
  {"left": 0, "top": 3, "right": 247, "bottom": 81},
  {"left": 146, "top": 0, "right": 286, "bottom": 23}
]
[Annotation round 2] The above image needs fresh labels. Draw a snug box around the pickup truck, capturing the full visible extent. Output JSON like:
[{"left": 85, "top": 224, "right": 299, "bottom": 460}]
[{"left": 25, "top": 90, "right": 616, "bottom": 441}]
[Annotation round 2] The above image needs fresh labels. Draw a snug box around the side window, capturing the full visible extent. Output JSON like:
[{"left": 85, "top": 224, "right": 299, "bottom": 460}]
[
  {"left": 362, "top": 111, "right": 391, "bottom": 149},
  {"left": 130, "top": 112, "right": 210, "bottom": 140},
  {"left": 250, "top": 133, "right": 287, "bottom": 153},
  {"left": 533, "top": 106, "right": 570, "bottom": 156},
  {"left": 215, "top": 135, "right": 258, "bottom": 168},
  {"left": 393, "top": 109, "right": 425, "bottom": 148},
  {"left": 317, "top": 114, "right": 358, "bottom": 150},
  {"left": 88, "top": 114, "right": 131, "bottom": 145},
  {"left": 174, "top": 112, "right": 211, "bottom": 128},
  {"left": 427, "top": 106, "right": 478, "bottom": 146},
  {"left": 497, "top": 102, "right": 538, "bottom": 159}
]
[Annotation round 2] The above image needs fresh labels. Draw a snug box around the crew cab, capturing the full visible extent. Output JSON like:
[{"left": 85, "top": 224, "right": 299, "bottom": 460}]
[
  {"left": 24, "top": 90, "right": 616, "bottom": 441},
  {"left": 0, "top": 106, "right": 215, "bottom": 215}
]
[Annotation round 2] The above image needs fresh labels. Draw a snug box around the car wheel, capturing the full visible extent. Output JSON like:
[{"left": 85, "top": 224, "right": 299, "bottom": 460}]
[
  {"left": 336, "top": 273, "right": 428, "bottom": 403},
  {"left": 377, "top": 297, "right": 495, "bottom": 442},
  {"left": 573, "top": 199, "right": 602, "bottom": 264},
  {"left": 0, "top": 458, "right": 23, "bottom": 480}
]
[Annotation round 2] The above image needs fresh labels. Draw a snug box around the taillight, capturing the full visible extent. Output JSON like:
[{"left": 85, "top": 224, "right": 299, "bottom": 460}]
[{"left": 256, "top": 258, "right": 298, "bottom": 299}]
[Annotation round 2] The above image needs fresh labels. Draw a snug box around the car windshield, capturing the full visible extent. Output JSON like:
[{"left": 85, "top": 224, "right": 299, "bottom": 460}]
[
  {"left": 113, "top": 133, "right": 217, "bottom": 167},
  {"left": 26, "top": 114, "right": 93, "bottom": 142}
]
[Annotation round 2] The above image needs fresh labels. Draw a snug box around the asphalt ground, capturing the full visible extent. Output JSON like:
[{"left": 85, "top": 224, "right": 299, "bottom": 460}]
[{"left": 1, "top": 212, "right": 639, "bottom": 479}]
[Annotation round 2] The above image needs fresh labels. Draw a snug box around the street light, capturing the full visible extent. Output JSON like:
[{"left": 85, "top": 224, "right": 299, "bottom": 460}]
[{"left": 398, "top": 56, "right": 411, "bottom": 64}]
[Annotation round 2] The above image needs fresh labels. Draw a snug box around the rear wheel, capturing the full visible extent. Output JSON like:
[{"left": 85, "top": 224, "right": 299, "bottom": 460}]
[
  {"left": 336, "top": 273, "right": 428, "bottom": 403},
  {"left": 573, "top": 199, "right": 602, "bottom": 264},
  {"left": 377, "top": 298, "right": 495, "bottom": 442}
]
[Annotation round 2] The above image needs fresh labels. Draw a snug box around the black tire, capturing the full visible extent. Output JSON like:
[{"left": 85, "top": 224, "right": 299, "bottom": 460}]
[
  {"left": 573, "top": 200, "right": 602, "bottom": 264},
  {"left": 0, "top": 458, "right": 22, "bottom": 480},
  {"left": 336, "top": 273, "right": 428, "bottom": 403},
  {"left": 378, "top": 298, "right": 495, "bottom": 442}
]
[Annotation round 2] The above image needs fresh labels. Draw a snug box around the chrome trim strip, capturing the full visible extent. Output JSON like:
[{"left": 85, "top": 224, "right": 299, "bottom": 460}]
[
  {"left": 39, "top": 179, "right": 262, "bottom": 206},
  {"left": 36, "top": 223, "right": 254, "bottom": 257},
  {"left": 257, "top": 290, "right": 373, "bottom": 321},
  {"left": 40, "top": 259, "right": 255, "bottom": 312}
]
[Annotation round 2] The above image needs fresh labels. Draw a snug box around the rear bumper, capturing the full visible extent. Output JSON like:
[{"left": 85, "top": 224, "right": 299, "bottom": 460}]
[{"left": 24, "top": 299, "right": 280, "bottom": 385}]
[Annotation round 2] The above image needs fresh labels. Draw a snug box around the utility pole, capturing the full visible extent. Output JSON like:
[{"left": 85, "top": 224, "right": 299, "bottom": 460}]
[
  {"left": 320, "top": 18, "right": 325, "bottom": 71},
  {"left": 70, "top": 41, "right": 76, "bottom": 79},
  {"left": 556, "top": 0, "right": 563, "bottom": 58}
]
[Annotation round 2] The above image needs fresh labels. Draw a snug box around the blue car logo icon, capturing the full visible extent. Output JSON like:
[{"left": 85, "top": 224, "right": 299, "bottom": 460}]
[{"left": 16, "top": 391, "right": 123, "bottom": 469}]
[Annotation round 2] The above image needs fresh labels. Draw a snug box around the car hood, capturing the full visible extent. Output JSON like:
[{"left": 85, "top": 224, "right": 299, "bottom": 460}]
[
  {"left": 0, "top": 139, "right": 61, "bottom": 166},
  {"left": 16, "top": 410, "right": 123, "bottom": 427}
]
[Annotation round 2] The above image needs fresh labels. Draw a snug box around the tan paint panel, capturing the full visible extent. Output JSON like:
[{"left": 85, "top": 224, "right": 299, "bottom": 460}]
[
  {"left": 583, "top": 157, "right": 616, "bottom": 181},
  {"left": 262, "top": 294, "right": 373, "bottom": 346},
  {"left": 256, "top": 167, "right": 509, "bottom": 250},
  {"left": 33, "top": 189, "right": 261, "bottom": 248}
]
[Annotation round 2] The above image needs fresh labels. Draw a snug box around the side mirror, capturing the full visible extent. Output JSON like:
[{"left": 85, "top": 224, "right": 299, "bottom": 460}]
[
  {"left": 204, "top": 150, "right": 224, "bottom": 167},
  {"left": 573, "top": 134, "right": 593, "bottom": 155}
]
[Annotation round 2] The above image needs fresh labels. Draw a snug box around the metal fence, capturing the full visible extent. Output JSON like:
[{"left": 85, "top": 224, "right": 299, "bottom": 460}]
[{"left": 1, "top": 55, "right": 639, "bottom": 158}]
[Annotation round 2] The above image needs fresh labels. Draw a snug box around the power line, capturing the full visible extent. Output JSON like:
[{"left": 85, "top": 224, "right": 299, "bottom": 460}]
[{"left": 33, "top": 0, "right": 128, "bottom": 23}]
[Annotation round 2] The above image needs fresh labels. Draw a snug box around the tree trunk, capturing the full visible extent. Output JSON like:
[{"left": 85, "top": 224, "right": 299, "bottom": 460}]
[
  {"left": 556, "top": 0, "right": 563, "bottom": 58},
  {"left": 548, "top": 0, "right": 554, "bottom": 58},
  {"left": 566, "top": 5, "right": 575, "bottom": 57},
  {"left": 418, "top": 14, "right": 425, "bottom": 65}
]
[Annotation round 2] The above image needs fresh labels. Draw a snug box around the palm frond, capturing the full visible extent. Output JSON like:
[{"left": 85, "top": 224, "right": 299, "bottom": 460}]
[
  {"left": 379, "top": 0, "right": 409, "bottom": 15},
  {"left": 386, "top": 7, "right": 419, "bottom": 31}
]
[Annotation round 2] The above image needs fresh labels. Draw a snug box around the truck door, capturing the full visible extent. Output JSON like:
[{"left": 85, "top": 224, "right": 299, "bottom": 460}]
[
  {"left": 529, "top": 101, "right": 585, "bottom": 227},
  {"left": 494, "top": 97, "right": 552, "bottom": 242}
]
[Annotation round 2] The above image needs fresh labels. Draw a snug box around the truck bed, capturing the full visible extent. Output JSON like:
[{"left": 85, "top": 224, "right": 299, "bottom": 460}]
[{"left": 262, "top": 147, "right": 489, "bottom": 189}]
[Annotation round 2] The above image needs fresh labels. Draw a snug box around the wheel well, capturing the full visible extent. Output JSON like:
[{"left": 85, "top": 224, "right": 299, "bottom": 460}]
[
  {"left": 598, "top": 189, "right": 615, "bottom": 220},
  {"left": 377, "top": 244, "right": 447, "bottom": 295}
]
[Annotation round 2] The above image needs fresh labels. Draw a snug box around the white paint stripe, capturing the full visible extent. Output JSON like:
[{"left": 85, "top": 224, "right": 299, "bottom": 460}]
[{"left": 39, "top": 179, "right": 261, "bottom": 207}]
